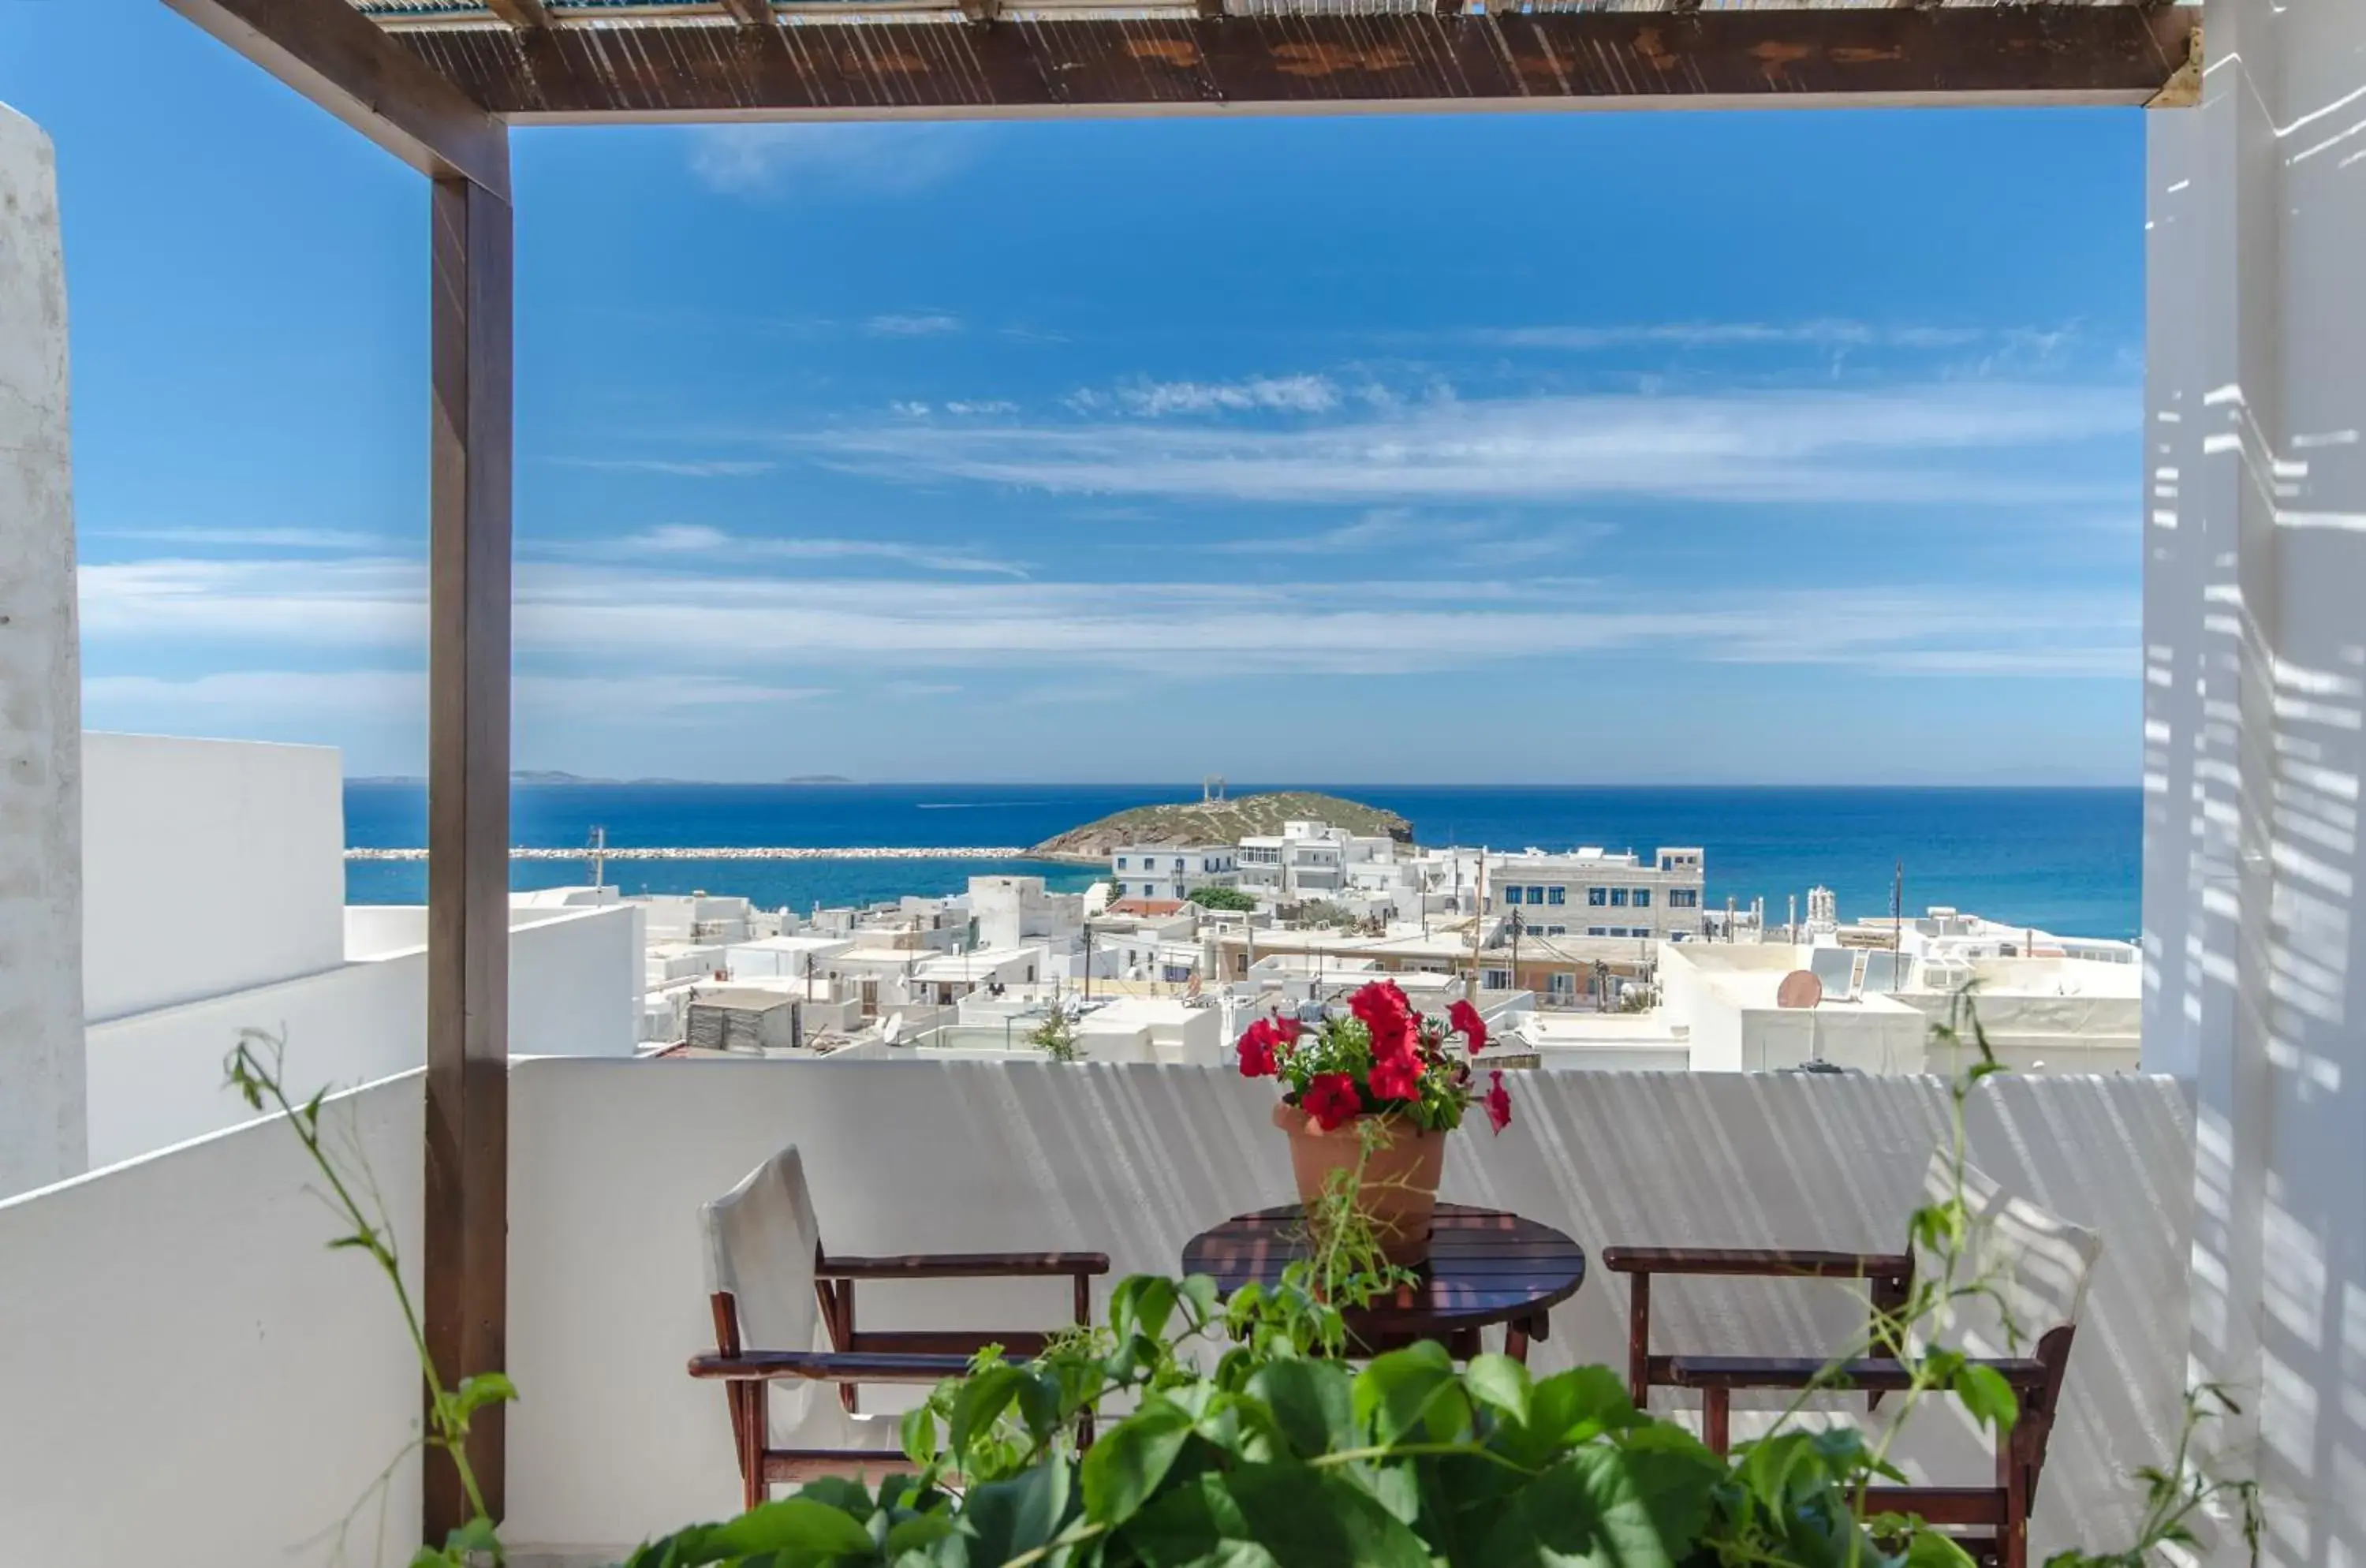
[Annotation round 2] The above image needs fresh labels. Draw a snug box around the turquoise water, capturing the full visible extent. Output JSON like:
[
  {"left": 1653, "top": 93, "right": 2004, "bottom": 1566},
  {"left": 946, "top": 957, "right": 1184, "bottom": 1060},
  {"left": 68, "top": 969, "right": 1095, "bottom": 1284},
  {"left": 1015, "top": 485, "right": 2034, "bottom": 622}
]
[{"left": 344, "top": 783, "right": 2140, "bottom": 939}]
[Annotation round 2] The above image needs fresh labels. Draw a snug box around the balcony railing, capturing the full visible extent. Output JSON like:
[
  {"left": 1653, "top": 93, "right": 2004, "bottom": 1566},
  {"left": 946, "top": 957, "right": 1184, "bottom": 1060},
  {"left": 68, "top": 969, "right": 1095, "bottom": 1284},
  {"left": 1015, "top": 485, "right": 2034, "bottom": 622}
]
[{"left": 0, "top": 1058, "right": 2193, "bottom": 1563}]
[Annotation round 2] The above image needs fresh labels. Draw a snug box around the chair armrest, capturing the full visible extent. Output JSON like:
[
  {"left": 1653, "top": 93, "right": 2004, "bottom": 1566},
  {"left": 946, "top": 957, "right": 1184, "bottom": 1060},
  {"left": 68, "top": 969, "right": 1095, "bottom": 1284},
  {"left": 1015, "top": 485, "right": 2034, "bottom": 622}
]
[
  {"left": 1666, "top": 1354, "right": 2049, "bottom": 1392},
  {"left": 689, "top": 1349, "right": 972, "bottom": 1383},
  {"left": 1603, "top": 1246, "right": 1913, "bottom": 1281},
  {"left": 819, "top": 1250, "right": 1111, "bottom": 1280}
]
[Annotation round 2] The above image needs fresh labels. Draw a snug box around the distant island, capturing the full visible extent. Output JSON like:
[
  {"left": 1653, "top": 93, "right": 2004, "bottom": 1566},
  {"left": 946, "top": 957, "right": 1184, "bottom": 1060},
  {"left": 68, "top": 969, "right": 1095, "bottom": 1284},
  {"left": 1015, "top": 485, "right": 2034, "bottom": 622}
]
[{"left": 1030, "top": 791, "right": 1413, "bottom": 862}]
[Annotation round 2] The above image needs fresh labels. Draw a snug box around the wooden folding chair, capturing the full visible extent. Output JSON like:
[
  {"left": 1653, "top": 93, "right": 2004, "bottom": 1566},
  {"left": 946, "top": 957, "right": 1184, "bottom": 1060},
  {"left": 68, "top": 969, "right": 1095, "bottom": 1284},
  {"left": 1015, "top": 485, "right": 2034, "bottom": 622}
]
[
  {"left": 1604, "top": 1155, "right": 2100, "bottom": 1568},
  {"left": 688, "top": 1145, "right": 1109, "bottom": 1507}
]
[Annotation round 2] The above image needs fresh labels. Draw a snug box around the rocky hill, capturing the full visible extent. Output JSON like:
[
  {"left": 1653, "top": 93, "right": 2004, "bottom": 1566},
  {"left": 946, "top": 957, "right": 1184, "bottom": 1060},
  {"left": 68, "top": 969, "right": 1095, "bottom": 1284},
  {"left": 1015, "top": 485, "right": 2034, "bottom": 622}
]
[{"left": 1031, "top": 792, "right": 1413, "bottom": 861}]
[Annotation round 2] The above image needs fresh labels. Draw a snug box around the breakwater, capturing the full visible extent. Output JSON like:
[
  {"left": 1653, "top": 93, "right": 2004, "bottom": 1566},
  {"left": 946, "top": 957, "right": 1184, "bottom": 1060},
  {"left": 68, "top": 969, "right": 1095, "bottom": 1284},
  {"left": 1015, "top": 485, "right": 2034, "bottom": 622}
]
[{"left": 345, "top": 846, "right": 1034, "bottom": 862}]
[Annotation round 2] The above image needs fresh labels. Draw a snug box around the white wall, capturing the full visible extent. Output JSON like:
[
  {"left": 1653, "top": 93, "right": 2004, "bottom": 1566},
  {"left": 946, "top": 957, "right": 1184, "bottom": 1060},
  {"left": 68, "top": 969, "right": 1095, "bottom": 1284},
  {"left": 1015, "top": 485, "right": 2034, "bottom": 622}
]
[
  {"left": 82, "top": 733, "right": 345, "bottom": 1021},
  {"left": 0, "top": 103, "right": 84, "bottom": 1200},
  {"left": 84, "top": 905, "right": 642, "bottom": 1168},
  {"left": 347, "top": 903, "right": 429, "bottom": 958},
  {"left": 2145, "top": 6, "right": 2366, "bottom": 1563},
  {"left": 0, "top": 1058, "right": 2195, "bottom": 1564},
  {"left": 0, "top": 1073, "right": 425, "bottom": 1567},
  {"left": 502, "top": 1058, "right": 2192, "bottom": 1561}
]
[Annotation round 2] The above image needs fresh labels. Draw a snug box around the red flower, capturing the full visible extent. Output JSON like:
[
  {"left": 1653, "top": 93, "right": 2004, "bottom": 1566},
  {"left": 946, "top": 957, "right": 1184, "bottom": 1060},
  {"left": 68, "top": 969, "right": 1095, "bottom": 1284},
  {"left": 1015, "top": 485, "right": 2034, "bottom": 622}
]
[
  {"left": 1273, "top": 1015, "right": 1305, "bottom": 1045},
  {"left": 1351, "top": 981, "right": 1417, "bottom": 1062},
  {"left": 1368, "top": 1051, "right": 1422, "bottom": 1103},
  {"left": 1237, "top": 1019, "right": 1278, "bottom": 1077},
  {"left": 1483, "top": 1070, "right": 1513, "bottom": 1134},
  {"left": 1302, "top": 1073, "right": 1363, "bottom": 1133},
  {"left": 1449, "top": 999, "right": 1489, "bottom": 1056}
]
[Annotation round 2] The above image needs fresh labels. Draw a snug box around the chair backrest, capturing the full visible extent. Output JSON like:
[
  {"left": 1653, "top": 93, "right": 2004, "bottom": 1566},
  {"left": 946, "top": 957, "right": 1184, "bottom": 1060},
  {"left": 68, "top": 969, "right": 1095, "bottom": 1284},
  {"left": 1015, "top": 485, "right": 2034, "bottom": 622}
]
[
  {"left": 1909, "top": 1153, "right": 2101, "bottom": 1361},
  {"left": 703, "top": 1145, "right": 827, "bottom": 1428}
]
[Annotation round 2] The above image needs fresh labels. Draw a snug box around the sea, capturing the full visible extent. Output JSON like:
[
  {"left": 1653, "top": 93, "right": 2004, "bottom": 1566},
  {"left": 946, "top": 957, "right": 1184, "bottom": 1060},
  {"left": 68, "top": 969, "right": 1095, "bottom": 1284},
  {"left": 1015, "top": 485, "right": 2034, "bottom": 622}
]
[{"left": 344, "top": 783, "right": 2143, "bottom": 939}]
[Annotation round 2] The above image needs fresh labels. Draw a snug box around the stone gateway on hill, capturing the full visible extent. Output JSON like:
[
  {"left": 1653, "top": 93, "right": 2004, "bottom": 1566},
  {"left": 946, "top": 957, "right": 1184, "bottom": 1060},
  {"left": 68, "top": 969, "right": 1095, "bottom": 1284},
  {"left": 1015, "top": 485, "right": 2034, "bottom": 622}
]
[{"left": 1029, "top": 791, "right": 1413, "bottom": 861}]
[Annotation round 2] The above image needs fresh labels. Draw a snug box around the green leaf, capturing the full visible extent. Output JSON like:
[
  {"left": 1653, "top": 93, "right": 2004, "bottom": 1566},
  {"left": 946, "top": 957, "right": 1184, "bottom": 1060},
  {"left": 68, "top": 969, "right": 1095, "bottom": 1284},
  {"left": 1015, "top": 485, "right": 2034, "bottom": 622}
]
[
  {"left": 1245, "top": 1360, "right": 1357, "bottom": 1462},
  {"left": 883, "top": 1514, "right": 957, "bottom": 1556},
  {"left": 1122, "top": 1475, "right": 1264, "bottom": 1568},
  {"left": 1465, "top": 1353, "right": 1533, "bottom": 1428},
  {"left": 1179, "top": 1274, "right": 1222, "bottom": 1328},
  {"left": 1506, "top": 1365, "right": 1642, "bottom": 1462},
  {"left": 443, "top": 1515, "right": 502, "bottom": 1553},
  {"left": 948, "top": 1365, "right": 1029, "bottom": 1461},
  {"left": 1221, "top": 1464, "right": 1433, "bottom": 1568},
  {"left": 1353, "top": 1342, "right": 1469, "bottom": 1446},
  {"left": 797, "top": 1477, "right": 875, "bottom": 1517},
  {"left": 900, "top": 1403, "right": 940, "bottom": 1467},
  {"left": 1905, "top": 1528, "right": 1983, "bottom": 1568},
  {"left": 957, "top": 1459, "right": 1074, "bottom": 1566},
  {"left": 707, "top": 1496, "right": 878, "bottom": 1559},
  {"left": 1952, "top": 1364, "right": 2021, "bottom": 1434},
  {"left": 1113, "top": 1276, "right": 1181, "bottom": 1346},
  {"left": 1080, "top": 1400, "right": 1196, "bottom": 1528},
  {"left": 454, "top": 1372, "right": 519, "bottom": 1417},
  {"left": 1480, "top": 1445, "right": 1720, "bottom": 1568}
]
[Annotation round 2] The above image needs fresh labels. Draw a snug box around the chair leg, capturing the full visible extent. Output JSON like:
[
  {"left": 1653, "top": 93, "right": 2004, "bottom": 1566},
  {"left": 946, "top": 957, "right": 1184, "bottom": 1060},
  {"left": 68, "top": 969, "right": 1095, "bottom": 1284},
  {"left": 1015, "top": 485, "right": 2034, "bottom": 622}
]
[
  {"left": 739, "top": 1383, "right": 769, "bottom": 1513},
  {"left": 1625, "top": 1273, "right": 1651, "bottom": 1409},
  {"left": 1998, "top": 1430, "right": 2028, "bottom": 1568},
  {"left": 1703, "top": 1388, "right": 1730, "bottom": 1457}
]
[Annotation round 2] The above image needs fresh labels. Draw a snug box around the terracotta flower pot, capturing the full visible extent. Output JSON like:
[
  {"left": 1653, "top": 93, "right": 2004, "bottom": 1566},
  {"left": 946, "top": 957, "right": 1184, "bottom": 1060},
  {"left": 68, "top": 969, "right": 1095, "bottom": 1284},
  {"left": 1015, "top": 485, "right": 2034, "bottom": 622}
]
[{"left": 1272, "top": 1100, "right": 1447, "bottom": 1267}]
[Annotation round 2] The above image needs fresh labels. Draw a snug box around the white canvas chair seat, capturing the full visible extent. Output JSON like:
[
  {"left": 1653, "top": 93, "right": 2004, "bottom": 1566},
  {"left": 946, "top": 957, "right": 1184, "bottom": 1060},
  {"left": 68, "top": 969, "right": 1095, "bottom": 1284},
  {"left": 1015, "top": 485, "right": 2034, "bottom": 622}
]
[
  {"left": 701, "top": 1144, "right": 834, "bottom": 1448},
  {"left": 1909, "top": 1152, "right": 2102, "bottom": 1361},
  {"left": 696, "top": 1142, "right": 1108, "bottom": 1504}
]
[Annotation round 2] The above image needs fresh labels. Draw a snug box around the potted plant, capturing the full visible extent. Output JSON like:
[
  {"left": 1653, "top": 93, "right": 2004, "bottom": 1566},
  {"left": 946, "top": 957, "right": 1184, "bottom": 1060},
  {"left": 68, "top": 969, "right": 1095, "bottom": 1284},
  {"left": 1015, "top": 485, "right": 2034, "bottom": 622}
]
[{"left": 1234, "top": 980, "right": 1510, "bottom": 1265}]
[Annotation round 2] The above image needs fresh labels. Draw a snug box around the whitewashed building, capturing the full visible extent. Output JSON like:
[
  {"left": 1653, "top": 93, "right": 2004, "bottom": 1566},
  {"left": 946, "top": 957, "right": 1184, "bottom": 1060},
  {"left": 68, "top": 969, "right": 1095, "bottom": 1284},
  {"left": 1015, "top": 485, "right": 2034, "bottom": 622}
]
[
  {"left": 1483, "top": 846, "right": 1706, "bottom": 942},
  {"left": 1108, "top": 844, "right": 1236, "bottom": 902}
]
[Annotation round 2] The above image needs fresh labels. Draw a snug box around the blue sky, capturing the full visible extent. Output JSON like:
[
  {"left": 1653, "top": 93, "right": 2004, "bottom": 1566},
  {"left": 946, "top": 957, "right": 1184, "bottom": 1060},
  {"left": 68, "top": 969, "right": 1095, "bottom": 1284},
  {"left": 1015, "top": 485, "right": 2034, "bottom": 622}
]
[{"left": 6, "top": 3, "right": 2147, "bottom": 784}]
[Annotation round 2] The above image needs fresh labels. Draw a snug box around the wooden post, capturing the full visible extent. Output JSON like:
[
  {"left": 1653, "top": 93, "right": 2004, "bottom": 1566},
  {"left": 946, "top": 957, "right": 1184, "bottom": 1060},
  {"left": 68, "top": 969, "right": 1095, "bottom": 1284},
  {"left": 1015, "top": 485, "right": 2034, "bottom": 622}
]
[{"left": 425, "top": 166, "right": 513, "bottom": 1541}]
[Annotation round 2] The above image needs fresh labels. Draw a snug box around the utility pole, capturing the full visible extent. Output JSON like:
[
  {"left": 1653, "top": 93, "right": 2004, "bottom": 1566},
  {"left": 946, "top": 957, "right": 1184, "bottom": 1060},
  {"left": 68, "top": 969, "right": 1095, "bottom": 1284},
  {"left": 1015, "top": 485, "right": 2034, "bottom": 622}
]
[
  {"left": 1469, "top": 850, "right": 1488, "bottom": 993},
  {"left": 1509, "top": 909, "right": 1522, "bottom": 997},
  {"left": 588, "top": 824, "right": 606, "bottom": 889},
  {"left": 1892, "top": 861, "right": 1905, "bottom": 960}
]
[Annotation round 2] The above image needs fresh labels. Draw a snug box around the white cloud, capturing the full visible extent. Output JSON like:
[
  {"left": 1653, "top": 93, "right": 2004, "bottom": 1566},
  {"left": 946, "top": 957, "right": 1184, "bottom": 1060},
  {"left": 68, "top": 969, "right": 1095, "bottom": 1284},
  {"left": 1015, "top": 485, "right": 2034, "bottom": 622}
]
[
  {"left": 866, "top": 313, "right": 962, "bottom": 338},
  {"left": 83, "top": 669, "right": 422, "bottom": 715},
  {"left": 80, "top": 555, "right": 2134, "bottom": 681},
  {"left": 84, "top": 525, "right": 395, "bottom": 551},
  {"left": 1466, "top": 321, "right": 1986, "bottom": 352},
  {"left": 549, "top": 457, "right": 777, "bottom": 478},
  {"left": 687, "top": 124, "right": 980, "bottom": 200},
  {"left": 1215, "top": 510, "right": 1608, "bottom": 564},
  {"left": 83, "top": 668, "right": 822, "bottom": 719},
  {"left": 944, "top": 400, "right": 1018, "bottom": 416},
  {"left": 609, "top": 525, "right": 1027, "bottom": 578},
  {"left": 793, "top": 382, "right": 2136, "bottom": 508},
  {"left": 1111, "top": 375, "right": 1342, "bottom": 417}
]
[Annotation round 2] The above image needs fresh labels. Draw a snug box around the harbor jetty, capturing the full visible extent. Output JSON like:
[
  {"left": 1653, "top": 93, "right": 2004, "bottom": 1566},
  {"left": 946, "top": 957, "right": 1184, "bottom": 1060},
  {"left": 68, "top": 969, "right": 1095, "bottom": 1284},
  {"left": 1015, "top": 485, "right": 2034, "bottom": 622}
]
[{"left": 345, "top": 846, "right": 1033, "bottom": 862}]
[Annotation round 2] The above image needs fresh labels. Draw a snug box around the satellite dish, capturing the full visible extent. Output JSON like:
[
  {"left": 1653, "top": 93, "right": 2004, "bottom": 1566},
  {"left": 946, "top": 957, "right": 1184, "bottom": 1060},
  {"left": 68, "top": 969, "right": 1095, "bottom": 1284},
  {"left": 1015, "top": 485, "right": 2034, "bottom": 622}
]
[
  {"left": 1776, "top": 971, "right": 1824, "bottom": 1010},
  {"left": 881, "top": 1013, "right": 905, "bottom": 1045}
]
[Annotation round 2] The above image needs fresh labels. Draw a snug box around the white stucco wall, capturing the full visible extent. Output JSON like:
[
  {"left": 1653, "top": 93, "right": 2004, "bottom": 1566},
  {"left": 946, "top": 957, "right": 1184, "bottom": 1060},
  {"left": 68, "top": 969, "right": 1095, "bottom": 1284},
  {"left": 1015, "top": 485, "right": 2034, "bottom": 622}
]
[
  {"left": 503, "top": 1059, "right": 2192, "bottom": 1560},
  {"left": 2144, "top": 6, "right": 2366, "bottom": 1563},
  {"left": 84, "top": 904, "right": 643, "bottom": 1168},
  {"left": 0, "top": 1060, "right": 2196, "bottom": 1566},
  {"left": 0, "top": 1073, "right": 425, "bottom": 1567},
  {"left": 82, "top": 733, "right": 345, "bottom": 1021},
  {"left": 0, "top": 103, "right": 85, "bottom": 1199}
]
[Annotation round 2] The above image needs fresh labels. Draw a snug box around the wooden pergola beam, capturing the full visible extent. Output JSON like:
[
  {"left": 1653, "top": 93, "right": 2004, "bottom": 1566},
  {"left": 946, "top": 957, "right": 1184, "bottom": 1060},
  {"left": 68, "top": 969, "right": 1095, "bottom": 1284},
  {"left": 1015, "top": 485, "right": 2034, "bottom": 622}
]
[
  {"left": 162, "top": 0, "right": 509, "bottom": 197},
  {"left": 718, "top": 0, "right": 777, "bottom": 26},
  {"left": 483, "top": 0, "right": 554, "bottom": 30},
  {"left": 387, "top": 5, "right": 2196, "bottom": 120},
  {"left": 424, "top": 170, "right": 515, "bottom": 1542}
]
